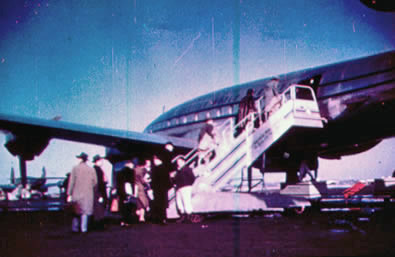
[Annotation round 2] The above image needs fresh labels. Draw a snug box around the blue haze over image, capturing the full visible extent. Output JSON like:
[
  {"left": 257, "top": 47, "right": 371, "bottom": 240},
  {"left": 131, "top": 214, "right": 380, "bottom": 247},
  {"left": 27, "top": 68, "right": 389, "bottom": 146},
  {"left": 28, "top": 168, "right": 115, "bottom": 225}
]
[{"left": 0, "top": 0, "right": 394, "bottom": 183}]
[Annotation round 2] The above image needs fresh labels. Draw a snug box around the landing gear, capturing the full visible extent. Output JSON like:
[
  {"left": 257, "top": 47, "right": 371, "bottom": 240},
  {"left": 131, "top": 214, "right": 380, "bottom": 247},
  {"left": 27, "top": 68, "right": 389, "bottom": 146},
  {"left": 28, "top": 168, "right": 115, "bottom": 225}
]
[
  {"left": 298, "top": 160, "right": 318, "bottom": 182},
  {"left": 285, "top": 157, "right": 319, "bottom": 184},
  {"left": 285, "top": 170, "right": 300, "bottom": 185},
  {"left": 18, "top": 156, "right": 27, "bottom": 188},
  {"left": 284, "top": 206, "right": 306, "bottom": 216}
]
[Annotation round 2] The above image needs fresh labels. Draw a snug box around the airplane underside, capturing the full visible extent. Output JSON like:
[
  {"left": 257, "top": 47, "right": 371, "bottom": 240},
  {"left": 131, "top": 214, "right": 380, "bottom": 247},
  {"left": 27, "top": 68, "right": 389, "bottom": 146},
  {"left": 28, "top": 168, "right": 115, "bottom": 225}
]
[{"left": 261, "top": 100, "right": 395, "bottom": 183}]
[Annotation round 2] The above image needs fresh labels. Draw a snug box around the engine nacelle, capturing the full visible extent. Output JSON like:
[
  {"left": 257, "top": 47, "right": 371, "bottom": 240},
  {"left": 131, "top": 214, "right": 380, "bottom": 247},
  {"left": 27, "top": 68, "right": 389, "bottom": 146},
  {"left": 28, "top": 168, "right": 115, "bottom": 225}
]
[
  {"left": 5, "top": 133, "right": 50, "bottom": 161},
  {"left": 360, "top": 0, "right": 395, "bottom": 12}
]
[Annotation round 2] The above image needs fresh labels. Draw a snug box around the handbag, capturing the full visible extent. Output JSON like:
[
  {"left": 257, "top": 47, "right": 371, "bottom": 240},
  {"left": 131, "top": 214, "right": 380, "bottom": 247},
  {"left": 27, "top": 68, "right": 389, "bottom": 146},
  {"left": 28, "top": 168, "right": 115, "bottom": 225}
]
[
  {"left": 110, "top": 197, "right": 119, "bottom": 212},
  {"left": 64, "top": 201, "right": 81, "bottom": 215}
]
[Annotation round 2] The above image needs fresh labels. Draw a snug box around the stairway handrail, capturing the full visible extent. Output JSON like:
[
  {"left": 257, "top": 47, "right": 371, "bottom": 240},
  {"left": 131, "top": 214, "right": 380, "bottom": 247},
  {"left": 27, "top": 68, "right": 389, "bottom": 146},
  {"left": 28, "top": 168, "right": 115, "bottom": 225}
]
[{"left": 172, "top": 96, "right": 263, "bottom": 167}]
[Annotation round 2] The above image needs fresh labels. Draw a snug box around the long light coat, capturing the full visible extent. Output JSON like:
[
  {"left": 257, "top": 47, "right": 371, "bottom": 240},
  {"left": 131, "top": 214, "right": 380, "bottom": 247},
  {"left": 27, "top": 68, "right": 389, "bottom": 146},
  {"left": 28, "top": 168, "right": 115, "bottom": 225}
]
[
  {"left": 67, "top": 162, "right": 97, "bottom": 215},
  {"left": 134, "top": 166, "right": 149, "bottom": 210}
]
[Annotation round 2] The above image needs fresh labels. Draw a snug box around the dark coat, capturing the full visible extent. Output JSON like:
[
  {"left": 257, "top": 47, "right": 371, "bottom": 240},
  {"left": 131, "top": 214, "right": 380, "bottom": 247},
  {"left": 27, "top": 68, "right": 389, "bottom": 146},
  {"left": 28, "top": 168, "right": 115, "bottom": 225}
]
[
  {"left": 237, "top": 94, "right": 257, "bottom": 125},
  {"left": 174, "top": 166, "right": 195, "bottom": 189},
  {"left": 198, "top": 123, "right": 215, "bottom": 142},
  {"left": 94, "top": 165, "right": 107, "bottom": 200},
  {"left": 155, "top": 149, "right": 176, "bottom": 184},
  {"left": 93, "top": 165, "right": 107, "bottom": 220},
  {"left": 151, "top": 164, "right": 172, "bottom": 193},
  {"left": 116, "top": 167, "right": 135, "bottom": 202},
  {"left": 160, "top": 150, "right": 176, "bottom": 172}
]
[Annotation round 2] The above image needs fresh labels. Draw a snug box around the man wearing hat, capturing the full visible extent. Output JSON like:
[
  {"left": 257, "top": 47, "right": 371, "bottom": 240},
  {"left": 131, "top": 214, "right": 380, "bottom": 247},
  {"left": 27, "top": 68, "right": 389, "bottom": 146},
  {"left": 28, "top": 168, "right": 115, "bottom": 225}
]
[
  {"left": 264, "top": 78, "right": 281, "bottom": 119},
  {"left": 92, "top": 154, "right": 108, "bottom": 229},
  {"left": 67, "top": 152, "right": 98, "bottom": 233}
]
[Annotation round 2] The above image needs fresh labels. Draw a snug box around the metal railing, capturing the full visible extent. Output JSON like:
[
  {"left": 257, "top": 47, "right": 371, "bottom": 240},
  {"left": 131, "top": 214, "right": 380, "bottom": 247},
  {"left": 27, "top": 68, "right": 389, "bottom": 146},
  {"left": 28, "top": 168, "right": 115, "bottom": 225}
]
[{"left": 171, "top": 96, "right": 264, "bottom": 170}]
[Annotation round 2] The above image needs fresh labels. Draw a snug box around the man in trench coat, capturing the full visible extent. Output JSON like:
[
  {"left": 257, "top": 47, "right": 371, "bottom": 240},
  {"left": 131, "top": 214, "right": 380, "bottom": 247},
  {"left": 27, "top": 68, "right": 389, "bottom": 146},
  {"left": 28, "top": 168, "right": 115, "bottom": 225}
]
[{"left": 67, "top": 152, "right": 98, "bottom": 233}]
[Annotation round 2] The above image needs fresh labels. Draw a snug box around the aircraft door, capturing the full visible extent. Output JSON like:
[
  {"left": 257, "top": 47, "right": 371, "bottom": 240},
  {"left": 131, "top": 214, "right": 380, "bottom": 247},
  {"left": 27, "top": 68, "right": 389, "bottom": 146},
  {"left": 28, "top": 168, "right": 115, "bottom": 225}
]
[{"left": 297, "top": 75, "right": 322, "bottom": 97}]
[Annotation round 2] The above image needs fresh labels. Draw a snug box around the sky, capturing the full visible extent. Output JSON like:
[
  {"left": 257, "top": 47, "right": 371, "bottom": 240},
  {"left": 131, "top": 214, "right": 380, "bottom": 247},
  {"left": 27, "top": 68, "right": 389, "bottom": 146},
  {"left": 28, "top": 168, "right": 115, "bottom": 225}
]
[{"left": 0, "top": 0, "right": 394, "bottom": 184}]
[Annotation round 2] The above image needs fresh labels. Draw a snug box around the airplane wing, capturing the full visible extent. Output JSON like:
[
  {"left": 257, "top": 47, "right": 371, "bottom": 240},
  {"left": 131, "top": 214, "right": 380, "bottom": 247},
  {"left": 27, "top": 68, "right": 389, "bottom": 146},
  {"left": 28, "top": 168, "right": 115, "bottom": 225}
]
[{"left": 0, "top": 113, "right": 196, "bottom": 161}]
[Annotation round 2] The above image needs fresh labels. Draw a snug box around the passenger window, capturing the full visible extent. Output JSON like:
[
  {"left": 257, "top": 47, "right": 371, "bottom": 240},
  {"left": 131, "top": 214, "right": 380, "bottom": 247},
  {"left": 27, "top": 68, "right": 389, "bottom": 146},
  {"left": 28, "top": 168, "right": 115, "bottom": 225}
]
[
  {"left": 198, "top": 112, "right": 206, "bottom": 120},
  {"left": 187, "top": 114, "right": 195, "bottom": 122},
  {"left": 233, "top": 105, "right": 239, "bottom": 114},
  {"left": 209, "top": 109, "right": 221, "bottom": 118},
  {"left": 221, "top": 106, "right": 232, "bottom": 115},
  {"left": 209, "top": 109, "right": 215, "bottom": 118}
]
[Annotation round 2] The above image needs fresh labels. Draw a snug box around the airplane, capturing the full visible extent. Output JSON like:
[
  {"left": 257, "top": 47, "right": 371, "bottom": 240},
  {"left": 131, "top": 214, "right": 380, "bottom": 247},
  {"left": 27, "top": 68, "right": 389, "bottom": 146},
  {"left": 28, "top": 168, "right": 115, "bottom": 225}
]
[
  {"left": 0, "top": 50, "right": 394, "bottom": 212},
  {"left": 360, "top": 0, "right": 395, "bottom": 12},
  {"left": 0, "top": 166, "right": 64, "bottom": 201}
]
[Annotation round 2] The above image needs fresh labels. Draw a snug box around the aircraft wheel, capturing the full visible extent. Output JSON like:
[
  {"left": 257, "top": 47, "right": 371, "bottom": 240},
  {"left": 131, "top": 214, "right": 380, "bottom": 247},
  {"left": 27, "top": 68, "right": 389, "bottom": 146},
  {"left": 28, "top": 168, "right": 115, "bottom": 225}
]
[
  {"left": 284, "top": 206, "right": 307, "bottom": 216},
  {"left": 294, "top": 206, "right": 305, "bottom": 215},
  {"left": 31, "top": 192, "right": 43, "bottom": 200},
  {"left": 189, "top": 214, "right": 204, "bottom": 223}
]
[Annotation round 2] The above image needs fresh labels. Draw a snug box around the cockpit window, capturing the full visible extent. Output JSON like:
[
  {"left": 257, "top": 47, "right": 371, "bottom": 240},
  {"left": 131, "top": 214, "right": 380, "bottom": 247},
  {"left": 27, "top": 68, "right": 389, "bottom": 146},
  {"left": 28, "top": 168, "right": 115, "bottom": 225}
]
[{"left": 295, "top": 87, "right": 314, "bottom": 100}]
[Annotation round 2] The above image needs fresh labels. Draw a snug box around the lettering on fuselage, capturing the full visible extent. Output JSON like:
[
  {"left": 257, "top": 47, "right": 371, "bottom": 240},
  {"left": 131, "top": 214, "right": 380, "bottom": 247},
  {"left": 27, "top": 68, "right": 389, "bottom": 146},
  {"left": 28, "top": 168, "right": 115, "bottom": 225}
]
[{"left": 252, "top": 127, "right": 272, "bottom": 150}]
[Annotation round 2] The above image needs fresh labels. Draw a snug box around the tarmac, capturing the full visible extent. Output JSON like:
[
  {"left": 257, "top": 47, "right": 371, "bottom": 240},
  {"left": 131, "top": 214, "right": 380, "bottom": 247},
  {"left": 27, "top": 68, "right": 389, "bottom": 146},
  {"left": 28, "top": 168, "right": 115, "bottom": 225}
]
[{"left": 1, "top": 209, "right": 395, "bottom": 257}]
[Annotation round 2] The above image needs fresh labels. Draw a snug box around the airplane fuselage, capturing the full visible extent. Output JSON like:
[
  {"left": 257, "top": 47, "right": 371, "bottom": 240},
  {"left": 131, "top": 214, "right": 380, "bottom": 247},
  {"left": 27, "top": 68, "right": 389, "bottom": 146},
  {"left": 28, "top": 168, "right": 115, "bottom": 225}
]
[{"left": 144, "top": 51, "right": 395, "bottom": 162}]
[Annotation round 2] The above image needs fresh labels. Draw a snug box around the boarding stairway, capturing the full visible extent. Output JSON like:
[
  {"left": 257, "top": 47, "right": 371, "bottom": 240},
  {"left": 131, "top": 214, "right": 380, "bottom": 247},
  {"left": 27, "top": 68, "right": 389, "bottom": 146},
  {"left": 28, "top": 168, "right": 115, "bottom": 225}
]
[{"left": 168, "top": 85, "right": 325, "bottom": 216}]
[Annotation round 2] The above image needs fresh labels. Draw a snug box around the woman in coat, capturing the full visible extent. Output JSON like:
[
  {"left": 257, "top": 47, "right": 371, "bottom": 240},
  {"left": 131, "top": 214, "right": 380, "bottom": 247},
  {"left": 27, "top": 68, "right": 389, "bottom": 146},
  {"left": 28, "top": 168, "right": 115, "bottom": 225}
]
[{"left": 134, "top": 159, "right": 150, "bottom": 222}]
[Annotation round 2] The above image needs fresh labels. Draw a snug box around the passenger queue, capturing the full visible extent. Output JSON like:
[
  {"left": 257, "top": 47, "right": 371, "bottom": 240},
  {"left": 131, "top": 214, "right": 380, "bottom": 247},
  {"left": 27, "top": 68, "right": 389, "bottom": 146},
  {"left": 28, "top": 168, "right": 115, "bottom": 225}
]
[
  {"left": 65, "top": 142, "right": 198, "bottom": 233},
  {"left": 65, "top": 87, "right": 276, "bottom": 233}
]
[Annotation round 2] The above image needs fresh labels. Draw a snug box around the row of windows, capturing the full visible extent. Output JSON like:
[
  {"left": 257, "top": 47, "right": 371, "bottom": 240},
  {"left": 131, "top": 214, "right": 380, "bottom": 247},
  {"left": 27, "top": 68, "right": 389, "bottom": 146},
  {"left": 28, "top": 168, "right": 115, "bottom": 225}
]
[
  {"left": 150, "top": 105, "right": 235, "bottom": 131},
  {"left": 149, "top": 84, "right": 318, "bottom": 132},
  {"left": 150, "top": 84, "right": 320, "bottom": 131}
]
